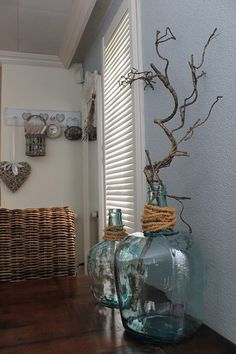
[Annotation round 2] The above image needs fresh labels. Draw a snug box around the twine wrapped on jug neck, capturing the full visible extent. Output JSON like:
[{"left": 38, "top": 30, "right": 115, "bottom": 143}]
[
  {"left": 141, "top": 204, "right": 176, "bottom": 232},
  {"left": 103, "top": 225, "right": 127, "bottom": 241}
]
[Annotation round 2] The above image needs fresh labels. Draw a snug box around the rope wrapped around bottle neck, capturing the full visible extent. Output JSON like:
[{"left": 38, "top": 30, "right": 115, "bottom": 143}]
[
  {"left": 103, "top": 225, "right": 128, "bottom": 241},
  {"left": 141, "top": 204, "right": 176, "bottom": 232}
]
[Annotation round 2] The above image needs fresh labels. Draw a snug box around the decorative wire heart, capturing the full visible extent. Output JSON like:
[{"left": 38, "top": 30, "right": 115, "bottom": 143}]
[
  {"left": 0, "top": 161, "right": 31, "bottom": 192},
  {"left": 39, "top": 113, "right": 49, "bottom": 121},
  {"left": 56, "top": 113, "right": 65, "bottom": 123}
]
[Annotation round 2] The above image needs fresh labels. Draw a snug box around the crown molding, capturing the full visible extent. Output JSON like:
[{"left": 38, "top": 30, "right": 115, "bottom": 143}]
[
  {"left": 59, "top": 0, "right": 97, "bottom": 69},
  {"left": 0, "top": 50, "right": 63, "bottom": 68}
]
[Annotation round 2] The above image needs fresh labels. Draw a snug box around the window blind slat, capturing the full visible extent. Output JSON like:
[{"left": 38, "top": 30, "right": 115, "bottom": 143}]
[
  {"left": 105, "top": 111, "right": 132, "bottom": 130},
  {"left": 105, "top": 141, "right": 133, "bottom": 157},
  {"left": 105, "top": 13, "right": 129, "bottom": 57},
  {"left": 106, "top": 177, "right": 134, "bottom": 185},
  {"left": 106, "top": 182, "right": 134, "bottom": 189},
  {"left": 104, "top": 39, "right": 130, "bottom": 75},
  {"left": 105, "top": 156, "right": 133, "bottom": 171},
  {"left": 105, "top": 119, "right": 132, "bottom": 139},
  {"left": 105, "top": 131, "right": 133, "bottom": 149},
  {"left": 104, "top": 87, "right": 130, "bottom": 111},
  {"left": 104, "top": 93, "right": 131, "bottom": 120},
  {"left": 106, "top": 190, "right": 134, "bottom": 196},
  {"left": 104, "top": 71, "right": 130, "bottom": 100},
  {"left": 104, "top": 58, "right": 131, "bottom": 89}
]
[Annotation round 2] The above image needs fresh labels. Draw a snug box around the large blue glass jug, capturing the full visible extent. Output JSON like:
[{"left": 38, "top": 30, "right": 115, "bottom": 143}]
[
  {"left": 114, "top": 184, "right": 204, "bottom": 344},
  {"left": 87, "top": 208, "right": 124, "bottom": 308}
]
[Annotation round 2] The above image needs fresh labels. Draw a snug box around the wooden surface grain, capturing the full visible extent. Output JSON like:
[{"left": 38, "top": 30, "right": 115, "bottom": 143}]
[{"left": 0, "top": 275, "right": 235, "bottom": 354}]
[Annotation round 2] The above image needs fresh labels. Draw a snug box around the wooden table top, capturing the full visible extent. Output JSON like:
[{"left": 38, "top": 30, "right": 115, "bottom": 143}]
[{"left": 0, "top": 275, "right": 235, "bottom": 354}]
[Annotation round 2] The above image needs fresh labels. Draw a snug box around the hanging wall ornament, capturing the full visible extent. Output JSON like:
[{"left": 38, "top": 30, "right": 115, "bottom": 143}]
[
  {"left": 64, "top": 116, "right": 82, "bottom": 140},
  {"left": 0, "top": 161, "right": 31, "bottom": 192},
  {"left": 0, "top": 120, "right": 31, "bottom": 192},
  {"left": 83, "top": 92, "right": 97, "bottom": 141}
]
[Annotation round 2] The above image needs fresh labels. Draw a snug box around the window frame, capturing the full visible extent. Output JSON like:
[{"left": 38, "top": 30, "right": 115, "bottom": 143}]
[{"left": 98, "top": 0, "right": 145, "bottom": 238}]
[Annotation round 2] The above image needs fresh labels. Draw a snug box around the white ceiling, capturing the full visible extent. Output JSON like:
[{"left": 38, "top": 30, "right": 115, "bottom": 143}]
[
  {"left": 0, "top": 0, "right": 74, "bottom": 56},
  {"left": 0, "top": 0, "right": 112, "bottom": 68}
]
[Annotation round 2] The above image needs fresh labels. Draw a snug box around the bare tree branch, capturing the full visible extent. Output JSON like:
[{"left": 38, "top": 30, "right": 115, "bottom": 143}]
[
  {"left": 119, "top": 68, "right": 156, "bottom": 90},
  {"left": 120, "top": 27, "right": 178, "bottom": 124},
  {"left": 178, "top": 95, "right": 223, "bottom": 144},
  {"left": 172, "top": 57, "right": 199, "bottom": 133},
  {"left": 195, "top": 28, "right": 219, "bottom": 70},
  {"left": 155, "top": 27, "right": 176, "bottom": 80},
  {"left": 119, "top": 27, "right": 222, "bottom": 232},
  {"left": 171, "top": 28, "right": 219, "bottom": 133},
  {"left": 151, "top": 27, "right": 178, "bottom": 123},
  {"left": 144, "top": 149, "right": 163, "bottom": 186},
  {"left": 151, "top": 63, "right": 178, "bottom": 123},
  {"left": 152, "top": 120, "right": 188, "bottom": 177}
]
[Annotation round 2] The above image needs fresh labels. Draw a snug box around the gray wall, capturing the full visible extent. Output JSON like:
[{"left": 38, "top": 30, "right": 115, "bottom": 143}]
[
  {"left": 140, "top": 0, "right": 236, "bottom": 343},
  {"left": 83, "top": 0, "right": 123, "bottom": 73},
  {"left": 83, "top": 0, "right": 236, "bottom": 343}
]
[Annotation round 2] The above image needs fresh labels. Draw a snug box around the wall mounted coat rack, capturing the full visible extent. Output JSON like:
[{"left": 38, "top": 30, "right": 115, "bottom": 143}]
[{"left": 5, "top": 108, "right": 82, "bottom": 128}]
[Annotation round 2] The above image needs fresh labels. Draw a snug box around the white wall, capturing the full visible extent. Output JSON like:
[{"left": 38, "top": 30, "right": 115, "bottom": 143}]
[
  {"left": 140, "top": 0, "right": 236, "bottom": 343},
  {"left": 1, "top": 64, "right": 84, "bottom": 268}
]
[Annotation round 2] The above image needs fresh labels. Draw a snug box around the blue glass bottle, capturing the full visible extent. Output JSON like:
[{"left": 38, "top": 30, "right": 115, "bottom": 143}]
[
  {"left": 114, "top": 183, "right": 204, "bottom": 344},
  {"left": 87, "top": 208, "right": 124, "bottom": 308}
]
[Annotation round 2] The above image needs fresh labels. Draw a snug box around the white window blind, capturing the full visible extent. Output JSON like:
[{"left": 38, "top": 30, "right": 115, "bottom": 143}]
[{"left": 103, "top": 10, "right": 135, "bottom": 233}]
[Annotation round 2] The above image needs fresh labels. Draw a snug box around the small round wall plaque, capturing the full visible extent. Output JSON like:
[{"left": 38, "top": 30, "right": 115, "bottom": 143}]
[
  {"left": 46, "top": 123, "right": 61, "bottom": 138},
  {"left": 64, "top": 126, "right": 82, "bottom": 140}
]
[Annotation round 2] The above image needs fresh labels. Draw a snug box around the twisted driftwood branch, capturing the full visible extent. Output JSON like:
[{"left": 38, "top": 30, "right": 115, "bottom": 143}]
[
  {"left": 120, "top": 28, "right": 178, "bottom": 124},
  {"left": 119, "top": 68, "right": 156, "bottom": 90},
  {"left": 155, "top": 27, "right": 176, "bottom": 81},
  {"left": 178, "top": 95, "right": 223, "bottom": 144},
  {"left": 150, "top": 63, "right": 178, "bottom": 123},
  {"left": 119, "top": 27, "right": 222, "bottom": 231},
  {"left": 195, "top": 28, "right": 219, "bottom": 70},
  {"left": 172, "top": 28, "right": 219, "bottom": 133}
]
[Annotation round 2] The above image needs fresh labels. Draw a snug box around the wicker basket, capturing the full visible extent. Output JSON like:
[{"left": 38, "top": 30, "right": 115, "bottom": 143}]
[
  {"left": 0, "top": 206, "right": 76, "bottom": 281},
  {"left": 25, "top": 115, "right": 47, "bottom": 157}
]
